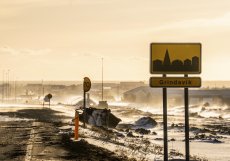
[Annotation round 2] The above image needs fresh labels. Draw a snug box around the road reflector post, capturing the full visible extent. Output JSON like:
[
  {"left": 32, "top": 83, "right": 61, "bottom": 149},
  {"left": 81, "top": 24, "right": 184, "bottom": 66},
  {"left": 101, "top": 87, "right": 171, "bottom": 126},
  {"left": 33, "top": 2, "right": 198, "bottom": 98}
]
[{"left": 74, "top": 111, "right": 79, "bottom": 140}]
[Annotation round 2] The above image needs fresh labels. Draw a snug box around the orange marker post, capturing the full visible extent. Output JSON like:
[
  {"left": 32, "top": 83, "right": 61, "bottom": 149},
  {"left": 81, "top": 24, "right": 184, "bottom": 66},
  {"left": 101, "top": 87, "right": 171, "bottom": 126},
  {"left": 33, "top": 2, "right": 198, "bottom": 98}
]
[{"left": 74, "top": 111, "right": 79, "bottom": 140}]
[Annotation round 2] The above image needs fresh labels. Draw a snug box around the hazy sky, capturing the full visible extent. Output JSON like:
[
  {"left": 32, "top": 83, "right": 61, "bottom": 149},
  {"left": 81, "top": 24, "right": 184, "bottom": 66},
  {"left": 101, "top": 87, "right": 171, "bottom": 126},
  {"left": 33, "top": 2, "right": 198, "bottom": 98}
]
[{"left": 1, "top": 0, "right": 230, "bottom": 81}]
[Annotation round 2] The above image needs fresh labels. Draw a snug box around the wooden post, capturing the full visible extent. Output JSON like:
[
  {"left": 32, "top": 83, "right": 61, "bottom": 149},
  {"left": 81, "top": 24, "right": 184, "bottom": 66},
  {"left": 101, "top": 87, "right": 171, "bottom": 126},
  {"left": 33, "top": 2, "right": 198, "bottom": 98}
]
[
  {"left": 83, "top": 91, "right": 86, "bottom": 128},
  {"left": 75, "top": 111, "right": 79, "bottom": 140}
]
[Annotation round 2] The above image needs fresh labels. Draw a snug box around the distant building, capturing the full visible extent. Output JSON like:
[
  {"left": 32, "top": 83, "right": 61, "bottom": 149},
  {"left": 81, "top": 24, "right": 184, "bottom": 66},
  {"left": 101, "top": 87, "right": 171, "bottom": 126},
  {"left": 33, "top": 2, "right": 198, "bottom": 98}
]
[
  {"left": 120, "top": 81, "right": 145, "bottom": 91},
  {"left": 43, "top": 84, "right": 66, "bottom": 90},
  {"left": 123, "top": 86, "right": 230, "bottom": 106},
  {"left": 26, "top": 84, "right": 43, "bottom": 94},
  {"left": 26, "top": 84, "right": 42, "bottom": 88}
]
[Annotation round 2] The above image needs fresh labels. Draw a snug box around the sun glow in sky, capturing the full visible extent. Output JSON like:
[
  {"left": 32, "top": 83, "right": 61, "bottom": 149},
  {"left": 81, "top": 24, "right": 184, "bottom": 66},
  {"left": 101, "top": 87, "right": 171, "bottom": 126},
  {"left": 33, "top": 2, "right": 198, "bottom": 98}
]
[{"left": 0, "top": 0, "right": 230, "bottom": 81}]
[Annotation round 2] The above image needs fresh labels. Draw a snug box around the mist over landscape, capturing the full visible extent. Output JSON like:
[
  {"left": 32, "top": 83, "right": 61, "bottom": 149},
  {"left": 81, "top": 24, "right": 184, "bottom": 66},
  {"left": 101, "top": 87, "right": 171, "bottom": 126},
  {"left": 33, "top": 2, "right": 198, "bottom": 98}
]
[{"left": 0, "top": 80, "right": 230, "bottom": 160}]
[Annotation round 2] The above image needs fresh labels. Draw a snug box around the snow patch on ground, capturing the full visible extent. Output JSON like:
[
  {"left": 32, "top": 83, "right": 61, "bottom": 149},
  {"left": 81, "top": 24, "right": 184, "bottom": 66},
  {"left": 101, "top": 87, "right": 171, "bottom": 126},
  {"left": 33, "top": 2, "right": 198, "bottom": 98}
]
[{"left": 0, "top": 115, "right": 33, "bottom": 122}]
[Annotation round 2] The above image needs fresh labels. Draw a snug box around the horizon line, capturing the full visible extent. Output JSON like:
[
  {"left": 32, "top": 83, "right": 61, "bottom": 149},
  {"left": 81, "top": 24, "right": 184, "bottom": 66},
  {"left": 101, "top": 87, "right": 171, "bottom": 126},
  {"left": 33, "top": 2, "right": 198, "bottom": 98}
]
[{"left": 4, "top": 79, "right": 230, "bottom": 82}]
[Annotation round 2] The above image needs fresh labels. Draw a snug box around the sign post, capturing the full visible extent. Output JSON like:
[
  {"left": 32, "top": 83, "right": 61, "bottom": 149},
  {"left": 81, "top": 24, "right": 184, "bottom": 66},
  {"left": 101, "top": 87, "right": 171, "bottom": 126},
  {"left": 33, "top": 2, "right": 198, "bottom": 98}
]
[
  {"left": 83, "top": 77, "right": 91, "bottom": 128},
  {"left": 184, "top": 74, "right": 190, "bottom": 161},
  {"left": 149, "top": 43, "right": 202, "bottom": 161},
  {"left": 163, "top": 74, "right": 168, "bottom": 161},
  {"left": 43, "top": 93, "right": 52, "bottom": 108},
  {"left": 47, "top": 93, "right": 52, "bottom": 108}
]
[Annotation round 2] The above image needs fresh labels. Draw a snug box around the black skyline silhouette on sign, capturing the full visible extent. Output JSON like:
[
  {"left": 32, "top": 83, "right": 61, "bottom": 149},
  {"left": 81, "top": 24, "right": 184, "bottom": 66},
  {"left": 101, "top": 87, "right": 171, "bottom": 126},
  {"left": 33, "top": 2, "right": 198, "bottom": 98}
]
[{"left": 152, "top": 49, "right": 199, "bottom": 72}]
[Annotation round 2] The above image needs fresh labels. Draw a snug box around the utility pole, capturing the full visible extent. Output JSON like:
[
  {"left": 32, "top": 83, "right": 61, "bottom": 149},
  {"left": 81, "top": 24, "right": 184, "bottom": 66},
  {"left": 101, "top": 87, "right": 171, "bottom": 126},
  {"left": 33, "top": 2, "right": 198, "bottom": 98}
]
[
  {"left": 42, "top": 80, "right": 45, "bottom": 107},
  {"left": 102, "top": 58, "right": 104, "bottom": 101},
  {"left": 5, "top": 71, "right": 8, "bottom": 102},
  {"left": 14, "top": 78, "right": 17, "bottom": 103},
  {"left": 7, "top": 70, "right": 10, "bottom": 103},
  {"left": 9, "top": 70, "right": 11, "bottom": 102},
  {"left": 2, "top": 70, "right": 4, "bottom": 103}
]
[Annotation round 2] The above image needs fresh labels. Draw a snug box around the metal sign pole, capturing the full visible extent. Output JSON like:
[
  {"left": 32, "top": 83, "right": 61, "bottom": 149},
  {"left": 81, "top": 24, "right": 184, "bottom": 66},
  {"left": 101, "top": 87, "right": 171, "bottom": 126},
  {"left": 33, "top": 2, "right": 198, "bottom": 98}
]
[
  {"left": 184, "top": 74, "right": 190, "bottom": 161},
  {"left": 163, "top": 74, "right": 168, "bottom": 161},
  {"left": 83, "top": 77, "right": 91, "bottom": 128},
  {"left": 83, "top": 91, "right": 86, "bottom": 128}
]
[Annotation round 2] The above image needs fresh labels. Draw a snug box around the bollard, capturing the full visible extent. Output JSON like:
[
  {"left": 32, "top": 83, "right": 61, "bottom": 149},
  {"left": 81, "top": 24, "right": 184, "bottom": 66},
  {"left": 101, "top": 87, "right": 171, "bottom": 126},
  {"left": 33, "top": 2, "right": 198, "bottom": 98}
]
[{"left": 74, "top": 111, "right": 79, "bottom": 140}]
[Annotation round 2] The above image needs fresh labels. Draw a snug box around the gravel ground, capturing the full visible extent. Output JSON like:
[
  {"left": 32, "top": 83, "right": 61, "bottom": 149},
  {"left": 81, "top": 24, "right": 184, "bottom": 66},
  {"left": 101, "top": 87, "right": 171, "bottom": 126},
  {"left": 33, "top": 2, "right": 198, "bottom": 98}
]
[{"left": 0, "top": 108, "right": 134, "bottom": 161}]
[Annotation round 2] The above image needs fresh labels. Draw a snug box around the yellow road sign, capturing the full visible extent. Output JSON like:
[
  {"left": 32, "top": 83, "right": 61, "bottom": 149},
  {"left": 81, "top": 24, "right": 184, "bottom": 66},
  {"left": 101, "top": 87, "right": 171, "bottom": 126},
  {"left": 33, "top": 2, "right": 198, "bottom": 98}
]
[
  {"left": 150, "top": 43, "right": 201, "bottom": 74},
  {"left": 83, "top": 77, "right": 91, "bottom": 92},
  {"left": 150, "top": 77, "right": 201, "bottom": 88}
]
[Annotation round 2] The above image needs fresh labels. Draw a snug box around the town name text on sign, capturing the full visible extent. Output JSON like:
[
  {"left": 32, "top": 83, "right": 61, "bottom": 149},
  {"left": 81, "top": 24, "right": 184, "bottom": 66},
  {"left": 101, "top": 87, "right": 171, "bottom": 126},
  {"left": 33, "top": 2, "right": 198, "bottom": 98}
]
[{"left": 149, "top": 77, "right": 201, "bottom": 88}]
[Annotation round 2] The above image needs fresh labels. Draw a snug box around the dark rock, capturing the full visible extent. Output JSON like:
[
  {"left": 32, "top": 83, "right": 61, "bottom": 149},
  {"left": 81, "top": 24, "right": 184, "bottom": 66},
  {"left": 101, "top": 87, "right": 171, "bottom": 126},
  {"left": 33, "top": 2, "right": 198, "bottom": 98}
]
[
  {"left": 190, "top": 127, "right": 210, "bottom": 134},
  {"left": 127, "top": 132, "right": 135, "bottom": 137},
  {"left": 190, "top": 112, "right": 199, "bottom": 117},
  {"left": 195, "top": 133, "right": 206, "bottom": 139},
  {"left": 134, "top": 117, "right": 157, "bottom": 128},
  {"left": 219, "top": 116, "right": 224, "bottom": 120},
  {"left": 203, "top": 102, "right": 210, "bottom": 107},
  {"left": 171, "top": 123, "right": 184, "bottom": 128},
  {"left": 190, "top": 127, "right": 200, "bottom": 133},
  {"left": 170, "top": 138, "right": 176, "bottom": 141},
  {"left": 210, "top": 131, "right": 217, "bottom": 135},
  {"left": 192, "top": 133, "right": 224, "bottom": 143},
  {"left": 79, "top": 107, "right": 121, "bottom": 128},
  {"left": 116, "top": 124, "right": 133, "bottom": 129},
  {"left": 152, "top": 131, "right": 157, "bottom": 135},
  {"left": 142, "top": 139, "right": 150, "bottom": 145},
  {"left": 116, "top": 132, "right": 125, "bottom": 138},
  {"left": 213, "top": 138, "right": 222, "bottom": 143},
  {"left": 135, "top": 128, "right": 150, "bottom": 135}
]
